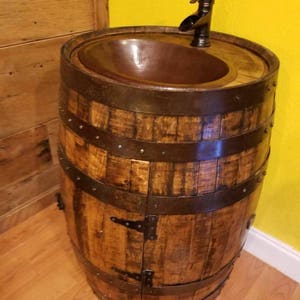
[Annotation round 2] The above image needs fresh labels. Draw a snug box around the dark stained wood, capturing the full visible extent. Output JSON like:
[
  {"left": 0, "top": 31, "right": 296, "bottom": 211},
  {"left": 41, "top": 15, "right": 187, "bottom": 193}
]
[
  {"left": 1, "top": 205, "right": 298, "bottom": 300},
  {"left": 59, "top": 27, "right": 279, "bottom": 299}
]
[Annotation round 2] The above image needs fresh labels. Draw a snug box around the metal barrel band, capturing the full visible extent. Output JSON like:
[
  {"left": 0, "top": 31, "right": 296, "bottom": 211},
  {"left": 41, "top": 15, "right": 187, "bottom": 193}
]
[
  {"left": 61, "top": 61, "right": 276, "bottom": 116},
  {"left": 60, "top": 28, "right": 279, "bottom": 116},
  {"left": 147, "top": 152, "right": 268, "bottom": 214},
  {"left": 142, "top": 264, "right": 234, "bottom": 296},
  {"left": 72, "top": 243, "right": 141, "bottom": 295},
  {"left": 202, "top": 277, "right": 229, "bottom": 300},
  {"left": 149, "top": 149, "right": 268, "bottom": 214},
  {"left": 72, "top": 241, "right": 239, "bottom": 296},
  {"left": 58, "top": 145, "right": 268, "bottom": 215},
  {"left": 59, "top": 96, "right": 274, "bottom": 162},
  {"left": 58, "top": 145, "right": 147, "bottom": 215}
]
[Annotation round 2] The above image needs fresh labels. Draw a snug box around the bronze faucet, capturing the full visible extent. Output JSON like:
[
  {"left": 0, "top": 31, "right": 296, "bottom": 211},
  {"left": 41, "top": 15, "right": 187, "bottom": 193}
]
[{"left": 179, "top": 0, "right": 215, "bottom": 47}]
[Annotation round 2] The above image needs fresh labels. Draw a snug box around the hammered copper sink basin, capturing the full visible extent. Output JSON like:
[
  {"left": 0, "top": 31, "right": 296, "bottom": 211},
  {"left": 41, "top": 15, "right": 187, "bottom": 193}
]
[
  {"left": 59, "top": 27, "right": 279, "bottom": 299},
  {"left": 78, "top": 38, "right": 230, "bottom": 86}
]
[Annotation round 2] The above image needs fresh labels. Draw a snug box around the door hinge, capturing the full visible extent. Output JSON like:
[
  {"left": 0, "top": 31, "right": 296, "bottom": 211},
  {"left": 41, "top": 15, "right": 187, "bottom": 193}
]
[
  {"left": 142, "top": 269, "right": 154, "bottom": 287},
  {"left": 110, "top": 215, "right": 158, "bottom": 240},
  {"left": 113, "top": 267, "right": 154, "bottom": 287}
]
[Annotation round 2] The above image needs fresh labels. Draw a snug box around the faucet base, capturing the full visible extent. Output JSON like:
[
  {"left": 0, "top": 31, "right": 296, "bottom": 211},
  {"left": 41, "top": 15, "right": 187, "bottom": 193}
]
[{"left": 191, "top": 36, "right": 210, "bottom": 47}]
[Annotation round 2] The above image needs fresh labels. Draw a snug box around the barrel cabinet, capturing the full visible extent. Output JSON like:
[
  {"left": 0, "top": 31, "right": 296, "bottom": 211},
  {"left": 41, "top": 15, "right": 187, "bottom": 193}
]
[{"left": 58, "top": 27, "right": 279, "bottom": 299}]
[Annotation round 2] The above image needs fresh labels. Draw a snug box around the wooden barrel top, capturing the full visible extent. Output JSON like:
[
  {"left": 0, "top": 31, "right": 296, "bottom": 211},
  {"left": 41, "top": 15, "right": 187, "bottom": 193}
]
[{"left": 61, "top": 26, "right": 279, "bottom": 116}]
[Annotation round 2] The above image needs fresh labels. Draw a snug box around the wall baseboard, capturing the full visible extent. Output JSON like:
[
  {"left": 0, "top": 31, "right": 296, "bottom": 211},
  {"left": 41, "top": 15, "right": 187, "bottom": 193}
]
[{"left": 244, "top": 227, "right": 300, "bottom": 283}]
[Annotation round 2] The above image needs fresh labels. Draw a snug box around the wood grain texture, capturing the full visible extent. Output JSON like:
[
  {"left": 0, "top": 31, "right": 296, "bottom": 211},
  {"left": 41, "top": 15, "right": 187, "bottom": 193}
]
[
  {"left": 59, "top": 28, "right": 278, "bottom": 299},
  {"left": 47, "top": 118, "right": 60, "bottom": 165},
  {"left": 0, "top": 0, "right": 108, "bottom": 232},
  {"left": 0, "top": 187, "right": 58, "bottom": 234},
  {"left": 59, "top": 86, "right": 271, "bottom": 298},
  {"left": 0, "top": 165, "right": 59, "bottom": 216},
  {"left": 0, "top": 205, "right": 299, "bottom": 300},
  {"left": 93, "top": 0, "right": 109, "bottom": 30},
  {"left": 0, "top": 125, "right": 52, "bottom": 188},
  {"left": 0, "top": 0, "right": 95, "bottom": 47},
  {"left": 0, "top": 36, "right": 71, "bottom": 138}
]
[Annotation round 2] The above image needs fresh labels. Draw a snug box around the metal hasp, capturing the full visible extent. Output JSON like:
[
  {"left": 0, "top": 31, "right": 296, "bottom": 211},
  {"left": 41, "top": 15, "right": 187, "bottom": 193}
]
[
  {"left": 56, "top": 193, "right": 65, "bottom": 210},
  {"left": 110, "top": 215, "right": 158, "bottom": 241},
  {"left": 113, "top": 268, "right": 154, "bottom": 287},
  {"left": 179, "top": 0, "right": 215, "bottom": 47}
]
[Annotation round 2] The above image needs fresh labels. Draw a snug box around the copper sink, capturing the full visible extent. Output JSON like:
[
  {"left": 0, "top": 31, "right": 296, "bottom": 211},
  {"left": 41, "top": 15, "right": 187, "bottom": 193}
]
[{"left": 78, "top": 38, "right": 230, "bottom": 87}]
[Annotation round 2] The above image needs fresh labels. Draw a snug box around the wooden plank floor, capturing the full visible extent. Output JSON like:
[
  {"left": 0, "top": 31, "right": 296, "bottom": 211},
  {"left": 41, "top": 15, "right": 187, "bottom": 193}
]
[{"left": 0, "top": 204, "right": 299, "bottom": 300}]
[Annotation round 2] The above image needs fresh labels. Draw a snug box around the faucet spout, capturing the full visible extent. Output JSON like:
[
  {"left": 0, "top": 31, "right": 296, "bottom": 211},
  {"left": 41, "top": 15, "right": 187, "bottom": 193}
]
[{"left": 179, "top": 0, "right": 215, "bottom": 47}]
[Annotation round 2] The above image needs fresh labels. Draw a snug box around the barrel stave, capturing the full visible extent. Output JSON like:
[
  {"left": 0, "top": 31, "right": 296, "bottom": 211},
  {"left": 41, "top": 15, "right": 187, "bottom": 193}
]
[{"left": 59, "top": 28, "right": 279, "bottom": 299}]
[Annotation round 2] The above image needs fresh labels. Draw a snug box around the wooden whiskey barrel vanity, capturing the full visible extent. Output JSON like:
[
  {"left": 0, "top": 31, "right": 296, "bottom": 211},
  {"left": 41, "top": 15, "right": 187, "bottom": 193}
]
[{"left": 58, "top": 27, "right": 279, "bottom": 299}]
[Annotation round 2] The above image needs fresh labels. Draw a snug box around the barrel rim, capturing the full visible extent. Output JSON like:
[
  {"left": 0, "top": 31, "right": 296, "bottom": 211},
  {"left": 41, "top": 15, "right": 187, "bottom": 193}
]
[
  {"left": 61, "top": 26, "right": 279, "bottom": 92},
  {"left": 60, "top": 26, "right": 279, "bottom": 116}
]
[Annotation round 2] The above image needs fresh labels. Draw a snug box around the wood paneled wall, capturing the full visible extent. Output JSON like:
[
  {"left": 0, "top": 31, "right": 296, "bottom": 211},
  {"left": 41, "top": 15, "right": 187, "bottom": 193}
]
[{"left": 0, "top": 0, "right": 109, "bottom": 233}]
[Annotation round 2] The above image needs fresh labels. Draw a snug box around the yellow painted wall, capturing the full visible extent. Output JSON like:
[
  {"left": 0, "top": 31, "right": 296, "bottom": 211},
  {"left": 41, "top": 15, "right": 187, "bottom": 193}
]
[{"left": 110, "top": 1, "right": 300, "bottom": 251}]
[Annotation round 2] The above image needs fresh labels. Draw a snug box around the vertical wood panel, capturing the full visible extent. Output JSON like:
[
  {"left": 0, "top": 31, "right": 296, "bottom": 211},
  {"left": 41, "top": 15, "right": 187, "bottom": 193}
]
[
  {"left": 88, "top": 145, "right": 108, "bottom": 181},
  {"left": 135, "top": 113, "right": 154, "bottom": 141},
  {"left": 90, "top": 101, "right": 110, "bottom": 130},
  {"left": 143, "top": 213, "right": 214, "bottom": 286},
  {"left": 130, "top": 160, "right": 150, "bottom": 194},
  {"left": 106, "top": 155, "right": 132, "bottom": 190},
  {"left": 198, "top": 160, "right": 218, "bottom": 194},
  {"left": 109, "top": 108, "right": 136, "bottom": 138},
  {"left": 60, "top": 170, "right": 79, "bottom": 248},
  {"left": 65, "top": 129, "right": 89, "bottom": 172},
  {"left": 1, "top": 205, "right": 297, "bottom": 300},
  {"left": 153, "top": 116, "right": 178, "bottom": 143},
  {"left": 78, "top": 192, "right": 144, "bottom": 282}
]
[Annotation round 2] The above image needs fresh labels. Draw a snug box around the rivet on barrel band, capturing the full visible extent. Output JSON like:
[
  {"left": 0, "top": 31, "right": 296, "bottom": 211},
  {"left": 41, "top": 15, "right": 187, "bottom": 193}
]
[
  {"left": 58, "top": 145, "right": 269, "bottom": 215},
  {"left": 59, "top": 97, "right": 274, "bottom": 162},
  {"left": 72, "top": 240, "right": 241, "bottom": 296},
  {"left": 61, "top": 47, "right": 278, "bottom": 116}
]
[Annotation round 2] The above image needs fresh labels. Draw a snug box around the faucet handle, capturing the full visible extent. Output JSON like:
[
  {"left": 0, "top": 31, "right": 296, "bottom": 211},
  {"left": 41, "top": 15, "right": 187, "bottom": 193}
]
[{"left": 180, "top": 0, "right": 215, "bottom": 47}]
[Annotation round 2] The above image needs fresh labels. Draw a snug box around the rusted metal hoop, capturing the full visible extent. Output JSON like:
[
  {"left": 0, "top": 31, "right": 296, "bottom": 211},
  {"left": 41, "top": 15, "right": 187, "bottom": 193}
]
[
  {"left": 59, "top": 97, "right": 274, "bottom": 162},
  {"left": 58, "top": 145, "right": 268, "bottom": 215},
  {"left": 73, "top": 241, "right": 239, "bottom": 296},
  {"left": 61, "top": 27, "right": 279, "bottom": 116}
]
